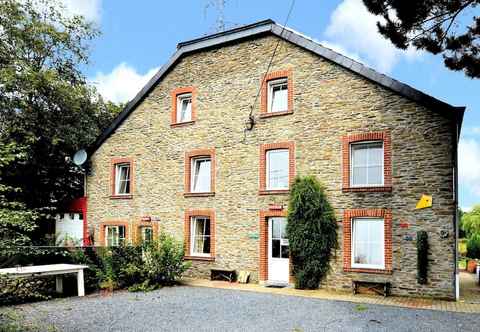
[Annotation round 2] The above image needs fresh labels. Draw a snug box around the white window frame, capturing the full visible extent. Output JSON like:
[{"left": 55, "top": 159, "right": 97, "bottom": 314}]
[
  {"left": 190, "top": 157, "right": 211, "bottom": 193},
  {"left": 176, "top": 93, "right": 192, "bottom": 123},
  {"left": 141, "top": 226, "right": 153, "bottom": 243},
  {"left": 351, "top": 217, "right": 385, "bottom": 270},
  {"left": 267, "top": 78, "right": 288, "bottom": 113},
  {"left": 105, "top": 225, "right": 126, "bottom": 247},
  {"left": 190, "top": 216, "right": 211, "bottom": 257},
  {"left": 114, "top": 163, "right": 131, "bottom": 195},
  {"left": 349, "top": 141, "right": 384, "bottom": 187},
  {"left": 266, "top": 149, "right": 289, "bottom": 190}
]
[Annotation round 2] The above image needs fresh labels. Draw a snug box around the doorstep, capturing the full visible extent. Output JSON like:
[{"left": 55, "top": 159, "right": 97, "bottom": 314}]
[{"left": 180, "top": 278, "right": 480, "bottom": 314}]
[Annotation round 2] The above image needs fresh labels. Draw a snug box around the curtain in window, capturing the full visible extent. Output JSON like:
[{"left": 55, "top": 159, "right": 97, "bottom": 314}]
[
  {"left": 193, "top": 159, "right": 211, "bottom": 192},
  {"left": 353, "top": 218, "right": 384, "bottom": 267},
  {"left": 267, "top": 150, "right": 289, "bottom": 189},
  {"left": 178, "top": 97, "right": 192, "bottom": 122},
  {"left": 351, "top": 142, "right": 383, "bottom": 186},
  {"left": 271, "top": 83, "right": 288, "bottom": 112},
  {"left": 192, "top": 217, "right": 210, "bottom": 254}
]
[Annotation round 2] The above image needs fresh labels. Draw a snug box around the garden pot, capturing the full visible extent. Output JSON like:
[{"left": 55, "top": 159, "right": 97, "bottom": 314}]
[{"left": 467, "top": 259, "right": 477, "bottom": 273}]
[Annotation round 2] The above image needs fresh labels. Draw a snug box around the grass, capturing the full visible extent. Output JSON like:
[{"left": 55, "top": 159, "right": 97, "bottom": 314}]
[
  {"left": 0, "top": 309, "right": 57, "bottom": 332},
  {"left": 354, "top": 304, "right": 368, "bottom": 312}
]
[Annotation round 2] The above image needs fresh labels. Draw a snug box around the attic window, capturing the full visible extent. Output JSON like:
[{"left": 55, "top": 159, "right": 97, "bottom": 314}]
[
  {"left": 171, "top": 87, "right": 196, "bottom": 126},
  {"left": 268, "top": 78, "right": 288, "bottom": 113},
  {"left": 177, "top": 93, "right": 192, "bottom": 123}
]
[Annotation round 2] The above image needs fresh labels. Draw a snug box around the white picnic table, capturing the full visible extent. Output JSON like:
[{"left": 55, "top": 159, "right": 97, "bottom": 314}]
[{"left": 0, "top": 264, "right": 88, "bottom": 296}]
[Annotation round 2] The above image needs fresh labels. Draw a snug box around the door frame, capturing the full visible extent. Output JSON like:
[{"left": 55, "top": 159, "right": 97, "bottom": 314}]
[
  {"left": 259, "top": 209, "right": 289, "bottom": 283},
  {"left": 267, "top": 216, "right": 289, "bottom": 283}
]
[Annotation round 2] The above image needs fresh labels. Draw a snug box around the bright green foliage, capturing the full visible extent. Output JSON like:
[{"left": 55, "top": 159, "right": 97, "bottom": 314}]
[
  {"left": 0, "top": 0, "right": 122, "bottom": 246},
  {"left": 416, "top": 230, "right": 428, "bottom": 284},
  {"left": 462, "top": 205, "right": 480, "bottom": 237},
  {"left": 287, "top": 176, "right": 337, "bottom": 289},
  {"left": 467, "top": 233, "right": 480, "bottom": 259}
]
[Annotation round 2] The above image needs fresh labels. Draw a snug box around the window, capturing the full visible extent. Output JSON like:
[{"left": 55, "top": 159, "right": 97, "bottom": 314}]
[
  {"left": 190, "top": 216, "right": 211, "bottom": 256},
  {"left": 270, "top": 217, "right": 289, "bottom": 259},
  {"left": 105, "top": 225, "right": 126, "bottom": 247},
  {"left": 176, "top": 93, "right": 192, "bottom": 123},
  {"left": 185, "top": 149, "right": 215, "bottom": 196},
  {"left": 350, "top": 141, "right": 383, "bottom": 187},
  {"left": 266, "top": 149, "right": 289, "bottom": 190},
  {"left": 268, "top": 78, "right": 288, "bottom": 113},
  {"left": 115, "top": 163, "right": 131, "bottom": 195},
  {"left": 191, "top": 157, "right": 211, "bottom": 193},
  {"left": 352, "top": 218, "right": 385, "bottom": 269},
  {"left": 140, "top": 226, "right": 153, "bottom": 243}
]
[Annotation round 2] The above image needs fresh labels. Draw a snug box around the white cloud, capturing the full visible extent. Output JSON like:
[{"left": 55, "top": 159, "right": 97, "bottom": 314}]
[
  {"left": 60, "top": 0, "right": 101, "bottom": 22},
  {"left": 459, "top": 138, "right": 480, "bottom": 195},
  {"left": 30, "top": 0, "right": 102, "bottom": 22},
  {"left": 91, "top": 63, "right": 159, "bottom": 104},
  {"left": 323, "top": 0, "right": 421, "bottom": 73}
]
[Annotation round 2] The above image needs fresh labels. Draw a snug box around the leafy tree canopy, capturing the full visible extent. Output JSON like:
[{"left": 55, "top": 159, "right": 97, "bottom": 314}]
[
  {"left": 0, "top": 0, "right": 121, "bottom": 244},
  {"left": 362, "top": 0, "right": 480, "bottom": 78},
  {"left": 461, "top": 205, "right": 480, "bottom": 236}
]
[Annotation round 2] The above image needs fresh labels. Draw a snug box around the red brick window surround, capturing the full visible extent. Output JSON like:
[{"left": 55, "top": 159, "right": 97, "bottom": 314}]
[
  {"left": 99, "top": 221, "right": 129, "bottom": 246},
  {"left": 171, "top": 86, "right": 197, "bottom": 127},
  {"left": 184, "top": 148, "right": 215, "bottom": 197},
  {"left": 342, "top": 131, "right": 392, "bottom": 192},
  {"left": 343, "top": 209, "right": 393, "bottom": 274},
  {"left": 259, "top": 142, "right": 295, "bottom": 195},
  {"left": 259, "top": 209, "right": 288, "bottom": 281},
  {"left": 110, "top": 158, "right": 134, "bottom": 199},
  {"left": 184, "top": 209, "right": 215, "bottom": 261},
  {"left": 260, "top": 69, "right": 293, "bottom": 118},
  {"left": 134, "top": 221, "right": 158, "bottom": 244}
]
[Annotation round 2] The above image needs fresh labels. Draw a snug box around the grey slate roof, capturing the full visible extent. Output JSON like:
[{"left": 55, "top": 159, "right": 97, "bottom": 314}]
[{"left": 89, "top": 19, "right": 465, "bottom": 155}]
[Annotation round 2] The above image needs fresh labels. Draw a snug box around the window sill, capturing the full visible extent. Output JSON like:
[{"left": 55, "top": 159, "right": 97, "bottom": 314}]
[
  {"left": 184, "top": 192, "right": 215, "bottom": 197},
  {"left": 110, "top": 195, "right": 133, "bottom": 200},
  {"left": 259, "top": 189, "right": 290, "bottom": 195},
  {"left": 344, "top": 267, "right": 392, "bottom": 275},
  {"left": 259, "top": 110, "right": 293, "bottom": 118},
  {"left": 170, "top": 121, "right": 195, "bottom": 128},
  {"left": 342, "top": 186, "right": 392, "bottom": 193},
  {"left": 184, "top": 255, "right": 215, "bottom": 262}
]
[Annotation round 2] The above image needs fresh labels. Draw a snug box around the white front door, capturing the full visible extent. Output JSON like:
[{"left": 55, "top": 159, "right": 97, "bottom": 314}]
[{"left": 268, "top": 217, "right": 289, "bottom": 283}]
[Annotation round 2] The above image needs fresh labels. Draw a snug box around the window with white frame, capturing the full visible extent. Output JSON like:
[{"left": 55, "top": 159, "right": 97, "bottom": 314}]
[
  {"left": 352, "top": 218, "right": 384, "bottom": 269},
  {"left": 350, "top": 141, "right": 383, "bottom": 187},
  {"left": 141, "top": 226, "right": 153, "bottom": 243},
  {"left": 191, "top": 157, "right": 211, "bottom": 193},
  {"left": 176, "top": 93, "right": 192, "bottom": 123},
  {"left": 266, "top": 149, "right": 289, "bottom": 190},
  {"left": 114, "top": 163, "right": 131, "bottom": 195},
  {"left": 268, "top": 78, "right": 288, "bottom": 113},
  {"left": 190, "top": 216, "right": 211, "bottom": 256},
  {"left": 105, "top": 225, "right": 126, "bottom": 247}
]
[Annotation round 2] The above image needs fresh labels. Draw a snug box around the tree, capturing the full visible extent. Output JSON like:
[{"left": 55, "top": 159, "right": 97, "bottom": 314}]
[
  {"left": 362, "top": 0, "right": 480, "bottom": 78},
  {"left": 0, "top": 0, "right": 121, "bottom": 243},
  {"left": 461, "top": 205, "right": 480, "bottom": 237},
  {"left": 286, "top": 176, "right": 337, "bottom": 289}
]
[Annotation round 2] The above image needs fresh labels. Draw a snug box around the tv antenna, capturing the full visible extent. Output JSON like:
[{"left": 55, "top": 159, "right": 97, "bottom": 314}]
[{"left": 205, "top": 0, "right": 226, "bottom": 32}]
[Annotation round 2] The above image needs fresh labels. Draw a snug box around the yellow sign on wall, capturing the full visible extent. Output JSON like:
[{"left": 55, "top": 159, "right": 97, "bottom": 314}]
[{"left": 416, "top": 194, "right": 432, "bottom": 209}]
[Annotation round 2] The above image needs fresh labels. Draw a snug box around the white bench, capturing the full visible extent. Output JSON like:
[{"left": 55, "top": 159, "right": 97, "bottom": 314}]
[{"left": 0, "top": 264, "right": 88, "bottom": 296}]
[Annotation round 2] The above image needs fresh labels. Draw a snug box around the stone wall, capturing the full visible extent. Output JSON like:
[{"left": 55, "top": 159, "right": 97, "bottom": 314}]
[{"left": 87, "top": 34, "right": 457, "bottom": 299}]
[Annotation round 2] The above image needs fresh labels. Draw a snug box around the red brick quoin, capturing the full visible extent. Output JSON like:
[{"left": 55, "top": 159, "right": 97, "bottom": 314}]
[
  {"left": 184, "top": 209, "right": 216, "bottom": 261},
  {"left": 259, "top": 142, "right": 295, "bottom": 195},
  {"left": 341, "top": 131, "right": 392, "bottom": 192},
  {"left": 260, "top": 69, "right": 294, "bottom": 118},
  {"left": 343, "top": 209, "right": 393, "bottom": 274},
  {"left": 171, "top": 86, "right": 197, "bottom": 127}
]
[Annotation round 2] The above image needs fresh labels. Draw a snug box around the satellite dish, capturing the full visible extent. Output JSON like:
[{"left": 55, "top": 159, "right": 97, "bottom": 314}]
[{"left": 73, "top": 149, "right": 88, "bottom": 166}]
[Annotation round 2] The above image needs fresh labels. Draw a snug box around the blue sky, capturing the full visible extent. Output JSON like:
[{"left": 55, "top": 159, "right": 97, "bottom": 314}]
[{"left": 64, "top": 0, "right": 480, "bottom": 210}]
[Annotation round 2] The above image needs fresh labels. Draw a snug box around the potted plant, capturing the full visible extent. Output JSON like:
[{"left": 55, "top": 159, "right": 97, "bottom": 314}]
[{"left": 467, "top": 259, "right": 478, "bottom": 273}]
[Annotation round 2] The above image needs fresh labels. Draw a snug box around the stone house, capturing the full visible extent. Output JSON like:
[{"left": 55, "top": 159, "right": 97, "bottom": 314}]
[{"left": 85, "top": 20, "right": 465, "bottom": 299}]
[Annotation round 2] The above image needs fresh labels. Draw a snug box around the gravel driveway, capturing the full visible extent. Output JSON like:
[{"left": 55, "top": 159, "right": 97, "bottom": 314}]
[{"left": 7, "top": 286, "right": 479, "bottom": 332}]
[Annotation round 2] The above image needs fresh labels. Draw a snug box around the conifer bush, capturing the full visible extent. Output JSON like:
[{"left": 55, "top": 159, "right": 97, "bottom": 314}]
[{"left": 287, "top": 176, "right": 337, "bottom": 289}]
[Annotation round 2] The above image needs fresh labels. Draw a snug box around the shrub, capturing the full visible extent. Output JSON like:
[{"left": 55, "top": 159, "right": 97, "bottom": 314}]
[
  {"left": 0, "top": 274, "right": 53, "bottom": 305},
  {"left": 416, "top": 230, "right": 428, "bottom": 284},
  {"left": 467, "top": 233, "right": 480, "bottom": 259},
  {"left": 287, "top": 176, "right": 337, "bottom": 289}
]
